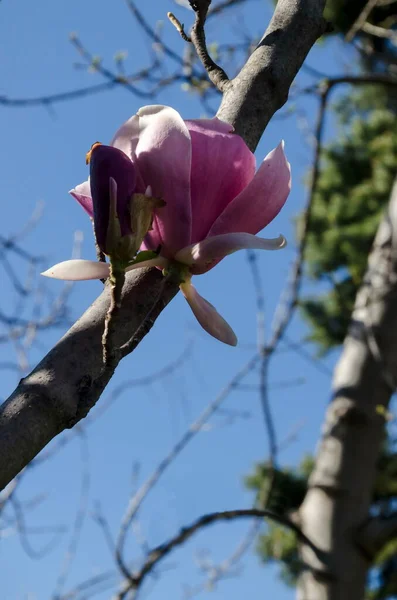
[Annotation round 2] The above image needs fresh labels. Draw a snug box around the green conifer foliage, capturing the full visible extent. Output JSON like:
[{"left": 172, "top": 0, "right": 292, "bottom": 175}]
[
  {"left": 301, "top": 103, "right": 397, "bottom": 351},
  {"left": 246, "top": 445, "right": 397, "bottom": 597},
  {"left": 249, "top": 1, "right": 397, "bottom": 595}
]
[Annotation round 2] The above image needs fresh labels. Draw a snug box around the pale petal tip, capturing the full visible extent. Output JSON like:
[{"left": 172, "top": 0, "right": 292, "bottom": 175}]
[
  {"left": 278, "top": 234, "right": 287, "bottom": 249},
  {"left": 181, "top": 282, "right": 238, "bottom": 346},
  {"left": 41, "top": 268, "right": 54, "bottom": 278},
  {"left": 275, "top": 141, "right": 291, "bottom": 178},
  {"left": 41, "top": 259, "right": 110, "bottom": 281},
  {"left": 136, "top": 105, "right": 166, "bottom": 117}
]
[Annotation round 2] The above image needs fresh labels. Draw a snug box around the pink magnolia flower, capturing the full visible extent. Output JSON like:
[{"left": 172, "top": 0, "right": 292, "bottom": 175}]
[{"left": 43, "top": 105, "right": 291, "bottom": 346}]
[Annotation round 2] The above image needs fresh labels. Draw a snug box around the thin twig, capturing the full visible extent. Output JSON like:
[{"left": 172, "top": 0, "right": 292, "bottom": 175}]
[
  {"left": 362, "top": 21, "right": 397, "bottom": 43},
  {"left": 188, "top": 0, "right": 230, "bottom": 91},
  {"left": 52, "top": 434, "right": 90, "bottom": 599},
  {"left": 70, "top": 35, "right": 153, "bottom": 99},
  {"left": 114, "top": 353, "right": 260, "bottom": 587},
  {"left": 167, "top": 12, "right": 192, "bottom": 42},
  {"left": 0, "top": 82, "right": 118, "bottom": 108},
  {"left": 124, "top": 0, "right": 194, "bottom": 68},
  {"left": 116, "top": 509, "right": 326, "bottom": 599},
  {"left": 345, "top": 0, "right": 379, "bottom": 42}
]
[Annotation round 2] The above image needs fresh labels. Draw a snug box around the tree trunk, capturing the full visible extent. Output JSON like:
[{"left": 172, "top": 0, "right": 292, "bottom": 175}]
[{"left": 297, "top": 177, "right": 397, "bottom": 600}]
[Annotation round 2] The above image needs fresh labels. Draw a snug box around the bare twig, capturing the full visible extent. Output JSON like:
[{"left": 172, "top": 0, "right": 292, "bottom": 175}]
[
  {"left": 207, "top": 0, "right": 248, "bottom": 18},
  {"left": 167, "top": 12, "right": 192, "bottom": 42},
  {"left": 362, "top": 21, "right": 397, "bottom": 43},
  {"left": 345, "top": 0, "right": 379, "bottom": 42},
  {"left": 114, "top": 353, "right": 260, "bottom": 584},
  {"left": 357, "top": 513, "right": 397, "bottom": 559},
  {"left": 10, "top": 494, "right": 64, "bottom": 559},
  {"left": 70, "top": 34, "right": 153, "bottom": 99},
  {"left": 52, "top": 435, "right": 90, "bottom": 599},
  {"left": 124, "top": 0, "right": 195, "bottom": 69},
  {"left": 188, "top": 0, "right": 230, "bottom": 91},
  {"left": 115, "top": 508, "right": 325, "bottom": 599},
  {"left": 0, "top": 82, "right": 118, "bottom": 108}
]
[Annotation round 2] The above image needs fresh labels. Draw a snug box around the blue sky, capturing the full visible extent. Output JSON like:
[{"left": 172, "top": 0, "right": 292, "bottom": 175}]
[{"left": 0, "top": 1, "right": 353, "bottom": 598}]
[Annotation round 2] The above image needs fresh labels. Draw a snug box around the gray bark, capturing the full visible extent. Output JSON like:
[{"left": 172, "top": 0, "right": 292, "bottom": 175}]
[
  {"left": 298, "top": 177, "right": 397, "bottom": 600},
  {"left": 0, "top": 0, "right": 326, "bottom": 491},
  {"left": 218, "top": 0, "right": 327, "bottom": 150}
]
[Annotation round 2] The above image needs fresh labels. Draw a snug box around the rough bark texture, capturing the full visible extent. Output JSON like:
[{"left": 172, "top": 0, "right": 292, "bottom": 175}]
[
  {"left": 217, "top": 0, "right": 328, "bottom": 150},
  {"left": 0, "top": 269, "right": 178, "bottom": 490},
  {"left": 0, "top": 0, "right": 327, "bottom": 491},
  {"left": 298, "top": 178, "right": 397, "bottom": 600}
]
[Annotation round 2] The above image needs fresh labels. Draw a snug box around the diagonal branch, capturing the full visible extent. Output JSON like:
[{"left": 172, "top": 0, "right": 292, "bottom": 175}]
[
  {"left": 0, "top": 0, "right": 327, "bottom": 491},
  {"left": 0, "top": 269, "right": 179, "bottom": 491},
  {"left": 217, "top": 0, "right": 328, "bottom": 150},
  {"left": 357, "top": 513, "right": 397, "bottom": 559}
]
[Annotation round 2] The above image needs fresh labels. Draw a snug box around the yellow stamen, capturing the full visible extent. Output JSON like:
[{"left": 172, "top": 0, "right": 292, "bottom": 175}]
[{"left": 85, "top": 141, "right": 102, "bottom": 165}]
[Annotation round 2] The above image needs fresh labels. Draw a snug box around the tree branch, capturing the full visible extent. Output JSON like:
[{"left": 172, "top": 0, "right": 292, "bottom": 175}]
[
  {"left": 217, "top": 0, "right": 328, "bottom": 150},
  {"left": 298, "top": 176, "right": 397, "bottom": 600},
  {"left": 188, "top": 0, "right": 230, "bottom": 91},
  {"left": 357, "top": 514, "right": 397, "bottom": 559},
  {"left": 0, "top": 0, "right": 327, "bottom": 491},
  {"left": 0, "top": 269, "right": 178, "bottom": 491},
  {"left": 115, "top": 508, "right": 326, "bottom": 599}
]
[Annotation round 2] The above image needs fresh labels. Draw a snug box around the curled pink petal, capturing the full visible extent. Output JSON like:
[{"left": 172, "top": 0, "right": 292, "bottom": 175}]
[
  {"left": 41, "top": 259, "right": 110, "bottom": 281},
  {"left": 135, "top": 106, "right": 192, "bottom": 256},
  {"left": 69, "top": 180, "right": 93, "bottom": 217},
  {"left": 110, "top": 113, "right": 140, "bottom": 159},
  {"left": 186, "top": 119, "right": 256, "bottom": 243},
  {"left": 208, "top": 142, "right": 291, "bottom": 237},
  {"left": 175, "top": 232, "right": 286, "bottom": 274},
  {"left": 180, "top": 281, "right": 237, "bottom": 346}
]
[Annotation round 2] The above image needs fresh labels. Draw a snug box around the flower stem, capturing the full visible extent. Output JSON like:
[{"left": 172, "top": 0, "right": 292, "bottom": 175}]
[{"left": 102, "top": 261, "right": 125, "bottom": 365}]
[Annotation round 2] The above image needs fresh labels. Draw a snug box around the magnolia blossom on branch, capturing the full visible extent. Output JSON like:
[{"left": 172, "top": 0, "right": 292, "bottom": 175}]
[{"left": 43, "top": 105, "right": 291, "bottom": 344}]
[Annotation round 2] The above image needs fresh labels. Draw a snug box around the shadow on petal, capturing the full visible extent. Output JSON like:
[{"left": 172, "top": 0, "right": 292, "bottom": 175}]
[{"left": 208, "top": 141, "right": 291, "bottom": 237}]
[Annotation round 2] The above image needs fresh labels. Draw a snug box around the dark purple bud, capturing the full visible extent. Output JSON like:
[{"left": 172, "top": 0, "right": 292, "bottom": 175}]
[{"left": 89, "top": 144, "right": 136, "bottom": 254}]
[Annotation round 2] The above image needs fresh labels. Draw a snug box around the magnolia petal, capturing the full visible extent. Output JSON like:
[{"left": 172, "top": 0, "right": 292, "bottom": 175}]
[
  {"left": 41, "top": 259, "right": 110, "bottom": 280},
  {"left": 89, "top": 145, "right": 137, "bottom": 251},
  {"left": 186, "top": 119, "right": 256, "bottom": 244},
  {"left": 135, "top": 106, "right": 192, "bottom": 256},
  {"left": 125, "top": 256, "right": 168, "bottom": 272},
  {"left": 69, "top": 180, "right": 93, "bottom": 217},
  {"left": 175, "top": 232, "right": 286, "bottom": 274},
  {"left": 180, "top": 281, "right": 237, "bottom": 346},
  {"left": 185, "top": 117, "right": 234, "bottom": 135},
  {"left": 41, "top": 256, "right": 168, "bottom": 281},
  {"left": 110, "top": 113, "right": 140, "bottom": 160},
  {"left": 208, "top": 142, "right": 291, "bottom": 237}
]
